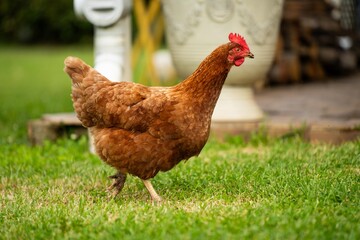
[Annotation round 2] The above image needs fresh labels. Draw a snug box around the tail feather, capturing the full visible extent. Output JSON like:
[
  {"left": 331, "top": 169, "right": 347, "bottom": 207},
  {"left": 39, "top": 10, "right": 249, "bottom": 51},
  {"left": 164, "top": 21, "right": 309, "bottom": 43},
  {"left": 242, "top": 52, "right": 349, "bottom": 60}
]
[
  {"left": 64, "top": 56, "right": 91, "bottom": 85},
  {"left": 64, "top": 56, "right": 98, "bottom": 127}
]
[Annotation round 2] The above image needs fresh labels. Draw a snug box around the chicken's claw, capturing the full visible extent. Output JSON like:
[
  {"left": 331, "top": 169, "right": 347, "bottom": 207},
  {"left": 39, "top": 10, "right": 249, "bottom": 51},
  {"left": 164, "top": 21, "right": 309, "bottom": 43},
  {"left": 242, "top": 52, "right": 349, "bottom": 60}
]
[{"left": 107, "top": 172, "right": 127, "bottom": 199}]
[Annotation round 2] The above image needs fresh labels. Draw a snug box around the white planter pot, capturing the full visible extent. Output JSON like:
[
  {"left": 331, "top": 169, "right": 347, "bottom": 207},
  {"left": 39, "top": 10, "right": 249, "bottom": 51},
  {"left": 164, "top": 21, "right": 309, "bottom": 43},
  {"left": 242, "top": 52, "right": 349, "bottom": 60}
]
[{"left": 162, "top": 0, "right": 284, "bottom": 121}]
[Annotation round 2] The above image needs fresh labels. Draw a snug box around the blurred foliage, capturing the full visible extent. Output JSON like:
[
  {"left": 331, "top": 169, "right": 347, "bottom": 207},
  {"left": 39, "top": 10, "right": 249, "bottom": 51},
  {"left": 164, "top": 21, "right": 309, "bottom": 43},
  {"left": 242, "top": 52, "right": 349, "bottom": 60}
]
[{"left": 0, "top": 0, "right": 93, "bottom": 44}]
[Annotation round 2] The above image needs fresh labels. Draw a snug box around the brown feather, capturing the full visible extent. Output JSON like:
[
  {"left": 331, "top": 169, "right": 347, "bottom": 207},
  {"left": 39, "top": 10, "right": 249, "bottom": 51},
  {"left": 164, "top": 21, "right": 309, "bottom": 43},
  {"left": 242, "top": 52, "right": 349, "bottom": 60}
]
[{"left": 64, "top": 42, "right": 239, "bottom": 180}]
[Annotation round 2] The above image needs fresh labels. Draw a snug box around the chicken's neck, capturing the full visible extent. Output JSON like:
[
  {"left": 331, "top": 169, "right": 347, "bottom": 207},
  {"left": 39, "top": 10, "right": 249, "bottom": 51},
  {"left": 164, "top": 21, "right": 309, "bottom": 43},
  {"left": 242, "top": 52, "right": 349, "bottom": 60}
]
[{"left": 176, "top": 44, "right": 232, "bottom": 116}]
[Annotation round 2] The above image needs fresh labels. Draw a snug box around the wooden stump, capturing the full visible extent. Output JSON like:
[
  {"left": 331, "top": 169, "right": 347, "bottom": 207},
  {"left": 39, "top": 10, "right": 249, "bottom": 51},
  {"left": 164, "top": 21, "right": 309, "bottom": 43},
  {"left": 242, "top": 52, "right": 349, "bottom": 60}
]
[{"left": 28, "top": 113, "right": 86, "bottom": 145}]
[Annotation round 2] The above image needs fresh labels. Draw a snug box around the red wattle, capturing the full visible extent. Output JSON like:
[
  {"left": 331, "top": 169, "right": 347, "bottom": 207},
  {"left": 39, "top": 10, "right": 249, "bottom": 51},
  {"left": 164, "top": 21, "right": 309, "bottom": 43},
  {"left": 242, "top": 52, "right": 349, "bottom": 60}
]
[{"left": 234, "top": 58, "right": 244, "bottom": 66}]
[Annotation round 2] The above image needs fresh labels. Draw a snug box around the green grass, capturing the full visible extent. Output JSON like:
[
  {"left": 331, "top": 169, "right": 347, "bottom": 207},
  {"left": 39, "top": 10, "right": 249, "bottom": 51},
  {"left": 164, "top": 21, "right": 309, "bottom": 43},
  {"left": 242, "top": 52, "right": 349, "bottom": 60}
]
[
  {"left": 1, "top": 137, "right": 359, "bottom": 239},
  {"left": 0, "top": 45, "right": 359, "bottom": 239},
  {"left": 0, "top": 44, "right": 93, "bottom": 144}
]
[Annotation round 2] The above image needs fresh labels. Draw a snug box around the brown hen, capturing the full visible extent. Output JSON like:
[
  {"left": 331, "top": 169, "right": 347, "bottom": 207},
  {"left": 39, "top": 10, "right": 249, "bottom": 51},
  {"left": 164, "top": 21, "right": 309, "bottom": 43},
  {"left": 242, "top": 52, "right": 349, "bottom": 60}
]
[{"left": 64, "top": 33, "right": 253, "bottom": 202}]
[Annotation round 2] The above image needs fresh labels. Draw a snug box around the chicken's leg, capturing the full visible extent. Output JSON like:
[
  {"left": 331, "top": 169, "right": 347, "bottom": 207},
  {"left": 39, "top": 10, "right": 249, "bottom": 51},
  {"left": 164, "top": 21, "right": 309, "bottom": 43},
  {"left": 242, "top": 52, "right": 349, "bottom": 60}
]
[
  {"left": 142, "top": 179, "right": 162, "bottom": 203},
  {"left": 108, "top": 172, "right": 127, "bottom": 198}
]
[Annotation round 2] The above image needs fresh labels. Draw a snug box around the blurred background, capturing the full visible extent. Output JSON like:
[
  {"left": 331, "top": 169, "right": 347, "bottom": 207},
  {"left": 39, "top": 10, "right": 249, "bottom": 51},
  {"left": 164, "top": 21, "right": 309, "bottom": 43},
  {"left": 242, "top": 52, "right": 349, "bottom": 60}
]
[
  {"left": 268, "top": 0, "right": 359, "bottom": 84},
  {"left": 1, "top": 0, "right": 359, "bottom": 81},
  {"left": 0, "top": 0, "right": 93, "bottom": 44}
]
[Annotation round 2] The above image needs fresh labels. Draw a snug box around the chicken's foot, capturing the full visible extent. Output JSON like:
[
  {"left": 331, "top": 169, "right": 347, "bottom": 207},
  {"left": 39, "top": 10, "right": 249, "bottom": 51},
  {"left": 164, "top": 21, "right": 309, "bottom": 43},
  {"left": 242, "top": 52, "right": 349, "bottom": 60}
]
[
  {"left": 107, "top": 172, "right": 127, "bottom": 198},
  {"left": 142, "top": 179, "right": 162, "bottom": 203}
]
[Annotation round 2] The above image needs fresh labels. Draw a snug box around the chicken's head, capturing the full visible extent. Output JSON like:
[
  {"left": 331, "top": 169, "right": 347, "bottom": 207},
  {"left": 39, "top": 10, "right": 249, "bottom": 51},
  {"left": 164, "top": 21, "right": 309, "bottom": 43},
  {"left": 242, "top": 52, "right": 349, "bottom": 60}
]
[{"left": 227, "top": 33, "right": 254, "bottom": 67}]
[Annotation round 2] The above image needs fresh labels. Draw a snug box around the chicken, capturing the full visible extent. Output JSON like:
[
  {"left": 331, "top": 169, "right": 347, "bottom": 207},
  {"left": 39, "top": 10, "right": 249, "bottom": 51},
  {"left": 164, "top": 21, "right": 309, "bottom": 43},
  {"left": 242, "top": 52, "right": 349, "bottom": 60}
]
[{"left": 64, "top": 33, "right": 254, "bottom": 202}]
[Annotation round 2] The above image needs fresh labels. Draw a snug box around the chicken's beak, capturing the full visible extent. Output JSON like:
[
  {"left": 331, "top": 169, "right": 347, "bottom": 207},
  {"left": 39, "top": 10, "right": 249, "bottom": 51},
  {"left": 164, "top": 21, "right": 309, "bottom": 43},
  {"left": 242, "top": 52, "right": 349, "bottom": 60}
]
[{"left": 248, "top": 52, "right": 254, "bottom": 59}]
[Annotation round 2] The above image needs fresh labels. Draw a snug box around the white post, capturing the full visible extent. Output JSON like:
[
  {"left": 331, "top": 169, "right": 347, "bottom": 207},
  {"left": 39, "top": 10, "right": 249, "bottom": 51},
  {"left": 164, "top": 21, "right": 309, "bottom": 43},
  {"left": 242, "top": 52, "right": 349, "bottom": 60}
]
[
  {"left": 74, "top": 0, "right": 132, "bottom": 152},
  {"left": 94, "top": 16, "right": 132, "bottom": 82}
]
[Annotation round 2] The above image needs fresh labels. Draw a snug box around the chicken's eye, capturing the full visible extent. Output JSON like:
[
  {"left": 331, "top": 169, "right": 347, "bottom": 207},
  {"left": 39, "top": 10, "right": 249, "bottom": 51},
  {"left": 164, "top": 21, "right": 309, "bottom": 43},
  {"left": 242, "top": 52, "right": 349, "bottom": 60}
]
[{"left": 235, "top": 48, "right": 240, "bottom": 52}]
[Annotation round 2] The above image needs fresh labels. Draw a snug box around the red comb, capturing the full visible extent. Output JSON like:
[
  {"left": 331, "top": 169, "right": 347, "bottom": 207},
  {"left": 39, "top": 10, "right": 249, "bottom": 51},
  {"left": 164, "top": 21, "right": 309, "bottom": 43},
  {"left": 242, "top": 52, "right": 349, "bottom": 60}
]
[{"left": 228, "top": 33, "right": 249, "bottom": 50}]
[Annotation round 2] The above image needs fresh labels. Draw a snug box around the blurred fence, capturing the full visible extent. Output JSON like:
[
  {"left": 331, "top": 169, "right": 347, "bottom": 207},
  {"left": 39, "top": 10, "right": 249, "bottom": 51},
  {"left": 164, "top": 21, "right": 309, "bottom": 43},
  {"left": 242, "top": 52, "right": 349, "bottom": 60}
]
[{"left": 132, "top": 0, "right": 164, "bottom": 85}]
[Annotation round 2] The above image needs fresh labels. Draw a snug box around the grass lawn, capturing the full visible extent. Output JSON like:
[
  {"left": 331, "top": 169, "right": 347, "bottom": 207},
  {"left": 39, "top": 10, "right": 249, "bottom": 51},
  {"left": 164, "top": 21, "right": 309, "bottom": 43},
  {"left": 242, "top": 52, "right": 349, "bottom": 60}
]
[
  {"left": 0, "top": 44, "right": 93, "bottom": 144},
  {"left": 0, "top": 45, "right": 359, "bottom": 239}
]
